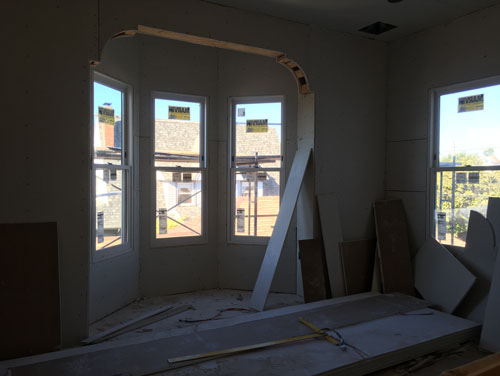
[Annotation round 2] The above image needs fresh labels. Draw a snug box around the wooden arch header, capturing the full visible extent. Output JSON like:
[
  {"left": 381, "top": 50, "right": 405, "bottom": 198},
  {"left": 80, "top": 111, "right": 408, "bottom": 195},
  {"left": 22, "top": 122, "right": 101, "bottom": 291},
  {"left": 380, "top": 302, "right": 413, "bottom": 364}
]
[{"left": 112, "top": 25, "right": 310, "bottom": 95}]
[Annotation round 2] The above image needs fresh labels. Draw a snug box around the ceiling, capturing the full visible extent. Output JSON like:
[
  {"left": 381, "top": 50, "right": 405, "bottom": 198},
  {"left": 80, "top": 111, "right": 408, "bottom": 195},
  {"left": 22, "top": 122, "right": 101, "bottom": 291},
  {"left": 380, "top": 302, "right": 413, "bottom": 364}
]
[{"left": 206, "top": 0, "right": 500, "bottom": 41}]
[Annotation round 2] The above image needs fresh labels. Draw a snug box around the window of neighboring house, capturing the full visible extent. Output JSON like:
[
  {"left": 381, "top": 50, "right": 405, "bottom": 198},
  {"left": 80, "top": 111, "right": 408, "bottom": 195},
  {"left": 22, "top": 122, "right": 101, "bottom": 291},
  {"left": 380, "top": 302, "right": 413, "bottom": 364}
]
[
  {"left": 229, "top": 96, "right": 284, "bottom": 243},
  {"left": 431, "top": 77, "right": 500, "bottom": 246},
  {"left": 92, "top": 72, "right": 132, "bottom": 257},
  {"left": 153, "top": 92, "right": 206, "bottom": 243}
]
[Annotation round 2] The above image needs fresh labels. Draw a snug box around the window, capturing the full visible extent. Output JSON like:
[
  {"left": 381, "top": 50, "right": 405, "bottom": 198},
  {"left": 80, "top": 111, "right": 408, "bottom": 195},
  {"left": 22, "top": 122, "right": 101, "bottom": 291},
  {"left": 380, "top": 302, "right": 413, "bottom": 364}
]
[
  {"left": 91, "top": 73, "right": 132, "bottom": 257},
  {"left": 431, "top": 77, "right": 500, "bottom": 246},
  {"left": 153, "top": 93, "right": 206, "bottom": 243},
  {"left": 229, "top": 97, "right": 284, "bottom": 242}
]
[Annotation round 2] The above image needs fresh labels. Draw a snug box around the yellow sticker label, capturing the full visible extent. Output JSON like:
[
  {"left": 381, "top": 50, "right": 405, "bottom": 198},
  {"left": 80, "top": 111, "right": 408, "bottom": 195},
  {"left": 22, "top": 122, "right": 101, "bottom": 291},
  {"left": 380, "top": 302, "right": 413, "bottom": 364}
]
[
  {"left": 169, "top": 106, "right": 190, "bottom": 120},
  {"left": 246, "top": 119, "right": 268, "bottom": 133},
  {"left": 98, "top": 106, "right": 115, "bottom": 125},
  {"left": 458, "top": 94, "right": 484, "bottom": 113}
]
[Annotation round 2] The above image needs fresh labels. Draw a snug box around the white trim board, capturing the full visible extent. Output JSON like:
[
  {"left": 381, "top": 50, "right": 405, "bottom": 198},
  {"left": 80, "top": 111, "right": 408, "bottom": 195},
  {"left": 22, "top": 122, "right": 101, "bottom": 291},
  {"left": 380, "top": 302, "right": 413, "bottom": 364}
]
[
  {"left": 317, "top": 193, "right": 345, "bottom": 297},
  {"left": 250, "top": 147, "right": 312, "bottom": 311},
  {"left": 413, "top": 238, "right": 476, "bottom": 313}
]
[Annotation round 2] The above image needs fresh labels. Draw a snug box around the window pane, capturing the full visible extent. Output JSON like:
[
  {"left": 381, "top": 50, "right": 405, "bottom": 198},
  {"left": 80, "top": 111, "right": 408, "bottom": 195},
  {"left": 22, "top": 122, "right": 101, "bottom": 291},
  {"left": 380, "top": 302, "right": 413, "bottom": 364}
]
[
  {"left": 93, "top": 82, "right": 123, "bottom": 165},
  {"left": 234, "top": 170, "right": 280, "bottom": 237},
  {"left": 439, "top": 84, "right": 500, "bottom": 167},
  {"left": 156, "top": 170, "right": 203, "bottom": 238},
  {"left": 434, "top": 170, "right": 499, "bottom": 246},
  {"left": 235, "top": 102, "right": 282, "bottom": 168},
  {"left": 95, "top": 169, "right": 126, "bottom": 250},
  {"left": 155, "top": 99, "right": 201, "bottom": 168}
]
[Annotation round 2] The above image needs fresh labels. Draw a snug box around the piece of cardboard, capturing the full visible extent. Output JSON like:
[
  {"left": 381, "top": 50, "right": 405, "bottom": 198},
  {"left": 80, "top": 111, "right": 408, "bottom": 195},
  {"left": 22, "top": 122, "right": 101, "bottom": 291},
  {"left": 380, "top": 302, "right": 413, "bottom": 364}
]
[
  {"left": 317, "top": 193, "right": 345, "bottom": 297},
  {"left": 413, "top": 238, "right": 476, "bottom": 313},
  {"left": 339, "top": 239, "right": 376, "bottom": 295},
  {"left": 373, "top": 199, "right": 414, "bottom": 295},
  {"left": 299, "top": 239, "right": 331, "bottom": 303}
]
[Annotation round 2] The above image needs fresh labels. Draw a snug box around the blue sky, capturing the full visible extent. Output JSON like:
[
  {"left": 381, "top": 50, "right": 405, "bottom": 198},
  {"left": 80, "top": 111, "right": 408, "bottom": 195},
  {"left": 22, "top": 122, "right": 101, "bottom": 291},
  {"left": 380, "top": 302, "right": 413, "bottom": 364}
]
[
  {"left": 440, "top": 83, "right": 500, "bottom": 163},
  {"left": 94, "top": 82, "right": 122, "bottom": 117}
]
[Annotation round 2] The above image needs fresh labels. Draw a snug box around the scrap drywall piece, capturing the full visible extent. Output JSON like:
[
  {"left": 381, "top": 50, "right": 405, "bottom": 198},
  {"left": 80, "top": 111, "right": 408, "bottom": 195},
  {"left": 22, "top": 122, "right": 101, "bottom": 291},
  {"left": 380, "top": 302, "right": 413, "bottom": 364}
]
[
  {"left": 299, "top": 239, "right": 331, "bottom": 303},
  {"left": 317, "top": 193, "right": 345, "bottom": 297},
  {"left": 480, "top": 232, "right": 500, "bottom": 351},
  {"left": 82, "top": 305, "right": 192, "bottom": 345},
  {"left": 455, "top": 210, "right": 498, "bottom": 323},
  {"left": 0, "top": 223, "right": 60, "bottom": 361},
  {"left": 250, "top": 147, "right": 312, "bottom": 311},
  {"left": 373, "top": 199, "right": 414, "bottom": 295},
  {"left": 413, "top": 238, "right": 476, "bottom": 313},
  {"left": 487, "top": 197, "right": 500, "bottom": 241},
  {"left": 340, "top": 239, "right": 376, "bottom": 295}
]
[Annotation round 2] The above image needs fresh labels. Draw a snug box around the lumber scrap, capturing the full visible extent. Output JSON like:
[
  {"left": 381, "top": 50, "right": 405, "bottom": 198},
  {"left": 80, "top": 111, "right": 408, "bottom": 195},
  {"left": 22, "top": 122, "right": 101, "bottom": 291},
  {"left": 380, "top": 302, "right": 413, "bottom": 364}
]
[
  {"left": 250, "top": 147, "right": 312, "bottom": 311},
  {"left": 82, "top": 305, "right": 192, "bottom": 345},
  {"left": 299, "top": 239, "right": 331, "bottom": 302},
  {"left": 340, "top": 239, "right": 376, "bottom": 295},
  {"left": 455, "top": 211, "right": 497, "bottom": 323},
  {"left": 317, "top": 193, "right": 345, "bottom": 297},
  {"left": 441, "top": 352, "right": 500, "bottom": 376},
  {"left": 373, "top": 199, "right": 414, "bottom": 295},
  {"left": 413, "top": 238, "right": 476, "bottom": 313}
]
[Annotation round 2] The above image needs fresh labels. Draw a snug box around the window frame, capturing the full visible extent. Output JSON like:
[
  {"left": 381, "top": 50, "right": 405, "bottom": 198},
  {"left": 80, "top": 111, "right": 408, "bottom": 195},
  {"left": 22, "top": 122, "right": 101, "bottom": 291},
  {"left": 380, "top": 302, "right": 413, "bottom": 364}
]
[
  {"left": 91, "top": 71, "right": 133, "bottom": 262},
  {"left": 228, "top": 95, "right": 285, "bottom": 245},
  {"left": 428, "top": 75, "right": 500, "bottom": 246},
  {"left": 151, "top": 91, "right": 207, "bottom": 247}
]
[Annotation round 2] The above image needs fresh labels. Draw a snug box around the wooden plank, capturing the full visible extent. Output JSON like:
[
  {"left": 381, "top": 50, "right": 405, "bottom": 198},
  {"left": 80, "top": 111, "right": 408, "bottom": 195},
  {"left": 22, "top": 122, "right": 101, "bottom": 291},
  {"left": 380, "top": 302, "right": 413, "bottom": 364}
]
[
  {"left": 373, "top": 199, "right": 414, "bottom": 295},
  {"left": 455, "top": 211, "right": 497, "bottom": 323},
  {"left": 413, "top": 238, "right": 476, "bottom": 313},
  {"left": 317, "top": 193, "right": 345, "bottom": 297},
  {"left": 442, "top": 352, "right": 500, "bottom": 376},
  {"left": 250, "top": 147, "right": 311, "bottom": 311},
  {"left": 0, "top": 223, "right": 60, "bottom": 361},
  {"left": 83, "top": 305, "right": 192, "bottom": 345},
  {"left": 371, "top": 245, "right": 382, "bottom": 293},
  {"left": 299, "top": 239, "right": 331, "bottom": 303},
  {"left": 339, "top": 239, "right": 376, "bottom": 295}
]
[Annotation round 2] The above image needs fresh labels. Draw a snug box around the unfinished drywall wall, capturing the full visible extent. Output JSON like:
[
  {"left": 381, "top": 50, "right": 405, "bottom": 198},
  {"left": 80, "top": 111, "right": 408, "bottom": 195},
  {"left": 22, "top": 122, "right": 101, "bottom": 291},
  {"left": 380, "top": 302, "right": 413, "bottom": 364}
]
[
  {"left": 310, "top": 26, "right": 387, "bottom": 241},
  {"left": 386, "top": 4, "right": 500, "bottom": 253},
  {"left": 138, "top": 35, "right": 220, "bottom": 297},
  {"left": 4, "top": 0, "right": 387, "bottom": 346},
  {"left": 216, "top": 49, "right": 299, "bottom": 292},
  {"left": 89, "top": 37, "right": 141, "bottom": 322}
]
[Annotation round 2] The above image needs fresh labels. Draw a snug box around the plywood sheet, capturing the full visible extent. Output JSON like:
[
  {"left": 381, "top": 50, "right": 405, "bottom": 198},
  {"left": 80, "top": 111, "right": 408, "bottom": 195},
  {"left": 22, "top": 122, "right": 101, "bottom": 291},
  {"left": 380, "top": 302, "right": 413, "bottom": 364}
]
[
  {"left": 339, "top": 239, "right": 376, "bottom": 295},
  {"left": 413, "top": 238, "right": 476, "bottom": 313},
  {"left": 455, "top": 210, "right": 497, "bottom": 323},
  {"left": 299, "top": 239, "right": 331, "bottom": 303},
  {"left": 487, "top": 197, "right": 500, "bottom": 242},
  {"left": 9, "top": 295, "right": 478, "bottom": 376},
  {"left": 317, "top": 193, "right": 345, "bottom": 297},
  {"left": 373, "top": 199, "right": 414, "bottom": 295},
  {"left": 250, "top": 147, "right": 311, "bottom": 311},
  {"left": 0, "top": 223, "right": 60, "bottom": 361}
]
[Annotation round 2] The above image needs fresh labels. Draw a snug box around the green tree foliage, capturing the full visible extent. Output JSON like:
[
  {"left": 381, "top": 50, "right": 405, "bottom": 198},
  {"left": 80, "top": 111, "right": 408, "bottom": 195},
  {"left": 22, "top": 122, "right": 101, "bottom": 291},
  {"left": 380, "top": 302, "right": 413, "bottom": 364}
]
[{"left": 436, "top": 152, "right": 500, "bottom": 237}]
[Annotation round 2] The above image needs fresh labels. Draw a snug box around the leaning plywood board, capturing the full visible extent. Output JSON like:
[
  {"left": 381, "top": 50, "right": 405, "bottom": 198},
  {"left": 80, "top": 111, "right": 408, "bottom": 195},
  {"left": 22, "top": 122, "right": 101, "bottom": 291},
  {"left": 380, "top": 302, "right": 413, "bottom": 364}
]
[
  {"left": 455, "top": 211, "right": 497, "bottom": 323},
  {"left": 299, "top": 239, "right": 331, "bottom": 303},
  {"left": 480, "top": 232, "right": 500, "bottom": 351},
  {"left": 413, "top": 238, "right": 476, "bottom": 313},
  {"left": 340, "top": 239, "right": 376, "bottom": 295},
  {"left": 9, "top": 295, "right": 479, "bottom": 376},
  {"left": 373, "top": 199, "right": 414, "bottom": 295},
  {"left": 487, "top": 197, "right": 500, "bottom": 241},
  {"left": 317, "top": 193, "right": 345, "bottom": 297},
  {"left": 0, "top": 223, "right": 60, "bottom": 361},
  {"left": 250, "top": 147, "right": 312, "bottom": 311}
]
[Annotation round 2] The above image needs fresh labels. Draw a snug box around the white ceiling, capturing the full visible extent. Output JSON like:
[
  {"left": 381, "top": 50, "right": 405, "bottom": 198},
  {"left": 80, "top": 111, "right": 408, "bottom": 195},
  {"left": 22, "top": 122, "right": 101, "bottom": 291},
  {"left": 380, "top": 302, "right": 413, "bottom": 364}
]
[{"left": 206, "top": 0, "right": 500, "bottom": 41}]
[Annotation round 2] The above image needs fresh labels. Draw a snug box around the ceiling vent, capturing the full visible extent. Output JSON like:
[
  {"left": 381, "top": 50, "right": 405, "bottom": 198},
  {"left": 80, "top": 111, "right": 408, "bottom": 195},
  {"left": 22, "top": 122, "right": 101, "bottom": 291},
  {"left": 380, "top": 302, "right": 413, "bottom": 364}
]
[{"left": 359, "top": 21, "right": 397, "bottom": 35}]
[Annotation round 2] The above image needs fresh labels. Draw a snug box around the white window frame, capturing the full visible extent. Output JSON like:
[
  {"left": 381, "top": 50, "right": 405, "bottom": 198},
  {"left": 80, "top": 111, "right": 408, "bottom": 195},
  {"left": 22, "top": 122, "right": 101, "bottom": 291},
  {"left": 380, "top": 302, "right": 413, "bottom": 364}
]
[
  {"left": 91, "top": 72, "right": 133, "bottom": 261},
  {"left": 151, "top": 91, "right": 207, "bottom": 247},
  {"left": 228, "top": 95, "right": 285, "bottom": 245},
  {"left": 428, "top": 75, "right": 500, "bottom": 245}
]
